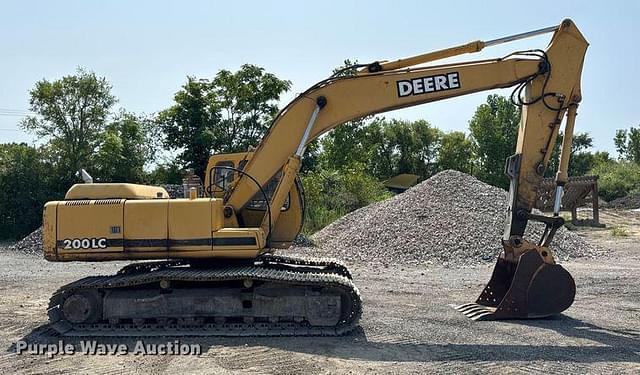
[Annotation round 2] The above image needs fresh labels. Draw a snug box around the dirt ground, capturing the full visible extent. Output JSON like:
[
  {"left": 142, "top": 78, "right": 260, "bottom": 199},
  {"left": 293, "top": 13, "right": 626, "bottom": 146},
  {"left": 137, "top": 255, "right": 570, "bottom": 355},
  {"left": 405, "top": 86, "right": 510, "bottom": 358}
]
[{"left": 0, "top": 210, "right": 639, "bottom": 374}]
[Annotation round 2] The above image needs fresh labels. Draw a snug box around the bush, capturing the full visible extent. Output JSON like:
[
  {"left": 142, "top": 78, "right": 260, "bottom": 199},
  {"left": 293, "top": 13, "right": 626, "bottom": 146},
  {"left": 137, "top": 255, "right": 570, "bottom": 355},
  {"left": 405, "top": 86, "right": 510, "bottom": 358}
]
[
  {"left": 590, "top": 161, "right": 640, "bottom": 202},
  {"left": 301, "top": 164, "right": 391, "bottom": 234}
]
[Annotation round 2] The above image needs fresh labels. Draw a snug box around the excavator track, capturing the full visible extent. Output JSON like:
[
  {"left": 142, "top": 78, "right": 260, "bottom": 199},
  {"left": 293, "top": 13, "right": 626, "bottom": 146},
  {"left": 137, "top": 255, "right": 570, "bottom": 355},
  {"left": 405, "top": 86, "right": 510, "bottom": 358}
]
[
  {"left": 258, "top": 254, "right": 353, "bottom": 279},
  {"left": 47, "top": 255, "right": 361, "bottom": 337}
]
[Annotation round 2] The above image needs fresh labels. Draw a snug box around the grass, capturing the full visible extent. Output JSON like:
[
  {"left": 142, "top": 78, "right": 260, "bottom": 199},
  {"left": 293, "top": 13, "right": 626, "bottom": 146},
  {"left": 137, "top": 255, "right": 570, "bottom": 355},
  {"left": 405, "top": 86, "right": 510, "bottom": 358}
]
[
  {"left": 610, "top": 226, "right": 629, "bottom": 237},
  {"left": 302, "top": 205, "right": 348, "bottom": 235}
]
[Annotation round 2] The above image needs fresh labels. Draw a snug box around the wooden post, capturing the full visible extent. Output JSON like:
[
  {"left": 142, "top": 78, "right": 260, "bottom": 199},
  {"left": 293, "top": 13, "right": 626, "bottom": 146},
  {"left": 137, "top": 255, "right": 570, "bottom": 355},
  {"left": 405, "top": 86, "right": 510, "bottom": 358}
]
[{"left": 592, "top": 179, "right": 600, "bottom": 225}]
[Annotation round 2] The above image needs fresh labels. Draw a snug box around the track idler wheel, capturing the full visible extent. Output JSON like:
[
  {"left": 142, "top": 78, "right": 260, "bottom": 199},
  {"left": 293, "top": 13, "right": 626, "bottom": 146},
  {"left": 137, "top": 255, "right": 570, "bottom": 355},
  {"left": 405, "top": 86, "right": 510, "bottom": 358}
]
[
  {"left": 61, "top": 290, "right": 102, "bottom": 324},
  {"left": 456, "top": 249, "right": 575, "bottom": 320}
]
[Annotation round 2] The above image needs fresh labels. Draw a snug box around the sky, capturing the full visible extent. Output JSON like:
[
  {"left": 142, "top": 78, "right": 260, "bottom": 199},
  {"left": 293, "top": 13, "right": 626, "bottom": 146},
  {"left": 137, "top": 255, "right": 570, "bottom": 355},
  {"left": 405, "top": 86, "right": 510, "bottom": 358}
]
[{"left": 0, "top": 0, "right": 638, "bottom": 155}]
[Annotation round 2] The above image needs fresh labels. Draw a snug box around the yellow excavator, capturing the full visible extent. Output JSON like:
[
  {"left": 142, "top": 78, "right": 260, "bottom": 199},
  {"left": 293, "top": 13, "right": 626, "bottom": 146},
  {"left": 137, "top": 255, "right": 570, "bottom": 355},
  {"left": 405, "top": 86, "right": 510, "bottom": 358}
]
[{"left": 42, "top": 19, "right": 588, "bottom": 336}]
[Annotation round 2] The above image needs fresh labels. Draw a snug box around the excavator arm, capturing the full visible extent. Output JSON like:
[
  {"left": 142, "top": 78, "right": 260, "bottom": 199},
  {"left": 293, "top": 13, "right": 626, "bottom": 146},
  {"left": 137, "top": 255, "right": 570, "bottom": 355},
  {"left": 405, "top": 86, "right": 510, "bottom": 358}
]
[{"left": 219, "top": 19, "right": 588, "bottom": 320}]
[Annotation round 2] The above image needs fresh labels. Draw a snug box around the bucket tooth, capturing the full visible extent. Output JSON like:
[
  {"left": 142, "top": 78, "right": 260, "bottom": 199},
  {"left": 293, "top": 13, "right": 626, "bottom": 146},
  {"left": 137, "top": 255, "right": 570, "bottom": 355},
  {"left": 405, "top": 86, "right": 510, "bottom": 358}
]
[
  {"left": 455, "top": 249, "right": 576, "bottom": 321},
  {"left": 454, "top": 303, "right": 481, "bottom": 312},
  {"left": 456, "top": 304, "right": 487, "bottom": 314},
  {"left": 470, "top": 311, "right": 496, "bottom": 321},
  {"left": 454, "top": 303, "right": 496, "bottom": 320}
]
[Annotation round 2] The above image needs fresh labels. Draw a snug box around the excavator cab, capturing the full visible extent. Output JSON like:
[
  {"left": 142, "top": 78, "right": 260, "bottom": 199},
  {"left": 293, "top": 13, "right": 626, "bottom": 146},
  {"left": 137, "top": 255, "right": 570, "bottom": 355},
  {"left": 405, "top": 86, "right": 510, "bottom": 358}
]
[{"left": 205, "top": 152, "right": 306, "bottom": 249}]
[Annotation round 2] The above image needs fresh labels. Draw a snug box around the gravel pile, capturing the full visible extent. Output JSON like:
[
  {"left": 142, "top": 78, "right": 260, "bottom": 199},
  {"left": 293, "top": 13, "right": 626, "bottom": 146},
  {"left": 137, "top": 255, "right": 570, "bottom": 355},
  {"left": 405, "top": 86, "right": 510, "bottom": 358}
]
[
  {"left": 162, "top": 184, "right": 184, "bottom": 199},
  {"left": 162, "top": 184, "right": 207, "bottom": 199},
  {"left": 309, "top": 170, "right": 603, "bottom": 266},
  {"left": 7, "top": 227, "right": 43, "bottom": 255},
  {"left": 605, "top": 193, "right": 640, "bottom": 210}
]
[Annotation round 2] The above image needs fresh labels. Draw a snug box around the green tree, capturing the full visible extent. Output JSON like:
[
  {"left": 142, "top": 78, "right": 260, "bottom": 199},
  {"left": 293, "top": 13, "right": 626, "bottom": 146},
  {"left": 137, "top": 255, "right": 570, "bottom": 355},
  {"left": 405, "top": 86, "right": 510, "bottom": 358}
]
[
  {"left": 319, "top": 60, "right": 372, "bottom": 172},
  {"left": 591, "top": 129, "right": 640, "bottom": 201},
  {"left": 545, "top": 132, "right": 595, "bottom": 177},
  {"left": 93, "top": 112, "right": 152, "bottom": 183},
  {"left": 469, "top": 95, "right": 520, "bottom": 188},
  {"left": 614, "top": 126, "right": 640, "bottom": 164},
  {"left": 320, "top": 120, "right": 369, "bottom": 170},
  {"left": 147, "top": 160, "right": 184, "bottom": 185},
  {"left": 156, "top": 77, "right": 220, "bottom": 179},
  {"left": 20, "top": 68, "right": 116, "bottom": 188},
  {"left": 211, "top": 64, "right": 291, "bottom": 152},
  {"left": 383, "top": 119, "right": 441, "bottom": 179},
  {"left": 330, "top": 118, "right": 441, "bottom": 181},
  {"left": 0, "top": 144, "right": 54, "bottom": 239},
  {"left": 590, "top": 160, "right": 640, "bottom": 201},
  {"left": 361, "top": 119, "right": 395, "bottom": 178},
  {"left": 301, "top": 163, "right": 391, "bottom": 233},
  {"left": 437, "top": 131, "right": 474, "bottom": 173},
  {"left": 300, "top": 139, "right": 321, "bottom": 174},
  {"left": 157, "top": 65, "right": 291, "bottom": 179},
  {"left": 593, "top": 151, "right": 613, "bottom": 166}
]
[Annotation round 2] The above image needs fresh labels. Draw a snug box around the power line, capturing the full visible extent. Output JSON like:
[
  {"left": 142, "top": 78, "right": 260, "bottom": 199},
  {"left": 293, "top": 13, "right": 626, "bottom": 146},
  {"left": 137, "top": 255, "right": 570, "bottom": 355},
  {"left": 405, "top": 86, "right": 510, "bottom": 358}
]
[
  {"left": 0, "top": 107, "right": 37, "bottom": 117},
  {"left": 0, "top": 113, "right": 31, "bottom": 117},
  {"left": 0, "top": 107, "right": 32, "bottom": 111},
  {"left": 0, "top": 110, "right": 32, "bottom": 113}
]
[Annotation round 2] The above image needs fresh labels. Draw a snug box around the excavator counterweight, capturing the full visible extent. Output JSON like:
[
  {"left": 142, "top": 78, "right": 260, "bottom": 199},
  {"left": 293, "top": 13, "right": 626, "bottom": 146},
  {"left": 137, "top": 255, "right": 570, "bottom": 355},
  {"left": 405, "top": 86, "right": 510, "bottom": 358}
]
[{"left": 42, "top": 19, "right": 588, "bottom": 335}]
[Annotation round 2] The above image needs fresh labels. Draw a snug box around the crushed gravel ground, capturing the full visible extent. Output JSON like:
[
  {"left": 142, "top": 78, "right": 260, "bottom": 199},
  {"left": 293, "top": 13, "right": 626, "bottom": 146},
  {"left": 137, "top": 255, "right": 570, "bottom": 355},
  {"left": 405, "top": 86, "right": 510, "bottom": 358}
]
[
  {"left": 310, "top": 170, "right": 603, "bottom": 266},
  {"left": 0, "top": 239, "right": 638, "bottom": 374}
]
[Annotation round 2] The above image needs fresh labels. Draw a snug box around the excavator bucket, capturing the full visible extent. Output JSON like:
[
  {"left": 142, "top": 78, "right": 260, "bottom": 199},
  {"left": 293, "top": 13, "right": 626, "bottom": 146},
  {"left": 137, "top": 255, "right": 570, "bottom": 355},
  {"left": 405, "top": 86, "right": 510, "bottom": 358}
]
[{"left": 455, "top": 250, "right": 575, "bottom": 320}]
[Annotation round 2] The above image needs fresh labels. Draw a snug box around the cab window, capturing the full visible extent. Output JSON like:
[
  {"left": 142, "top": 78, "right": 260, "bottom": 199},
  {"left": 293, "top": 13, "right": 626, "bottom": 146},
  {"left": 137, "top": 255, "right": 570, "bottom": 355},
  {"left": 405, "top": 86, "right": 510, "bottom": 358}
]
[{"left": 213, "top": 161, "right": 234, "bottom": 191}]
